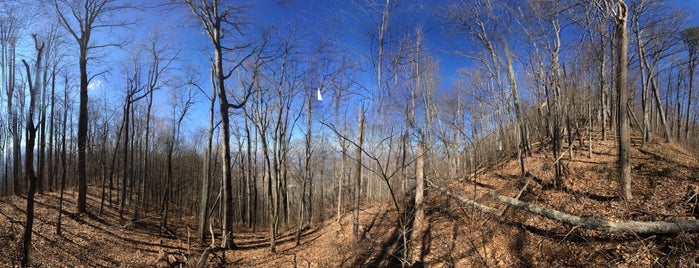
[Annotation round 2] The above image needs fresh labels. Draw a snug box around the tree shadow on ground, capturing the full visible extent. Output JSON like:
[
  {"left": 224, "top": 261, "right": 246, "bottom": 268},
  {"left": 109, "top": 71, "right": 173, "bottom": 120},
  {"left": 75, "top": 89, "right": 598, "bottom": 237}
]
[
  {"left": 234, "top": 226, "right": 323, "bottom": 250},
  {"left": 528, "top": 173, "right": 616, "bottom": 202},
  {"left": 350, "top": 202, "right": 421, "bottom": 268},
  {"left": 638, "top": 148, "right": 699, "bottom": 175}
]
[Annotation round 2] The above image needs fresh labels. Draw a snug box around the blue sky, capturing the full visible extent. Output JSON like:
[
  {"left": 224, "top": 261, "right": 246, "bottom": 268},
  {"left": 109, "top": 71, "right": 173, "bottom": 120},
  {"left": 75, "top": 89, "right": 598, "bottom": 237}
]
[{"left": 24, "top": 0, "right": 699, "bottom": 138}]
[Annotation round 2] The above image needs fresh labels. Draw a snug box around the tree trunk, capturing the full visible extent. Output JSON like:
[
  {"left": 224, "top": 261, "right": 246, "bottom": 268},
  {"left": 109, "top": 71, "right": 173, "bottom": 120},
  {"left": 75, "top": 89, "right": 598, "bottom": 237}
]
[
  {"left": 615, "top": 0, "right": 632, "bottom": 202},
  {"left": 551, "top": 48, "right": 563, "bottom": 189},
  {"left": 245, "top": 112, "right": 255, "bottom": 229},
  {"left": 161, "top": 138, "right": 173, "bottom": 230},
  {"left": 20, "top": 37, "right": 44, "bottom": 267},
  {"left": 6, "top": 39, "right": 22, "bottom": 195},
  {"left": 504, "top": 42, "right": 527, "bottom": 176},
  {"left": 77, "top": 44, "right": 88, "bottom": 214},
  {"left": 103, "top": 102, "right": 125, "bottom": 214},
  {"left": 353, "top": 109, "right": 365, "bottom": 241},
  {"left": 134, "top": 90, "right": 153, "bottom": 221},
  {"left": 600, "top": 35, "right": 608, "bottom": 141},
  {"left": 37, "top": 77, "right": 46, "bottom": 195},
  {"left": 685, "top": 59, "right": 694, "bottom": 140},
  {"left": 200, "top": 75, "right": 215, "bottom": 244},
  {"left": 48, "top": 67, "right": 56, "bottom": 192},
  {"left": 56, "top": 76, "right": 69, "bottom": 235},
  {"left": 588, "top": 102, "right": 593, "bottom": 158},
  {"left": 337, "top": 136, "right": 347, "bottom": 224},
  {"left": 120, "top": 97, "right": 131, "bottom": 219},
  {"left": 300, "top": 95, "right": 313, "bottom": 240},
  {"left": 650, "top": 69, "right": 672, "bottom": 143},
  {"left": 411, "top": 132, "right": 425, "bottom": 264},
  {"left": 676, "top": 70, "right": 682, "bottom": 140},
  {"left": 261, "top": 132, "right": 275, "bottom": 252}
]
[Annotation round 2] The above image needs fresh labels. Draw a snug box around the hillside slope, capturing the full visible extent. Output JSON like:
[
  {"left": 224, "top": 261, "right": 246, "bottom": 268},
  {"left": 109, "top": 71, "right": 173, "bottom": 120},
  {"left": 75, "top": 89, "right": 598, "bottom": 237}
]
[
  {"left": 1, "top": 130, "right": 698, "bottom": 267},
  {"left": 420, "top": 132, "right": 699, "bottom": 267}
]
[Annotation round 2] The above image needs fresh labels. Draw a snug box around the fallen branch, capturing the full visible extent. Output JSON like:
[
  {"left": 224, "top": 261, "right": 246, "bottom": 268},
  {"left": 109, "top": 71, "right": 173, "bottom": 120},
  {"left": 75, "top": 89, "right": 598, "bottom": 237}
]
[
  {"left": 427, "top": 179, "right": 699, "bottom": 235},
  {"left": 197, "top": 246, "right": 226, "bottom": 268},
  {"left": 500, "top": 174, "right": 532, "bottom": 217},
  {"left": 492, "top": 194, "right": 699, "bottom": 235},
  {"left": 426, "top": 180, "right": 500, "bottom": 215}
]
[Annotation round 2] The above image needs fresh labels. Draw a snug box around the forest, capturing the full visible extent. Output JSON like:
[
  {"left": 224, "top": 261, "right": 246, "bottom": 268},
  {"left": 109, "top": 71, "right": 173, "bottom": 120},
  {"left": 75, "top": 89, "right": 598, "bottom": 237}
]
[{"left": 1, "top": 0, "right": 699, "bottom": 267}]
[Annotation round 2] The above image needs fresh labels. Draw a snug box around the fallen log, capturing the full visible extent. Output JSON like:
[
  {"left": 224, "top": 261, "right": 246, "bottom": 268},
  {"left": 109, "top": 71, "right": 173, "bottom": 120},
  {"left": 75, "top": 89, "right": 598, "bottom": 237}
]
[
  {"left": 427, "top": 179, "right": 699, "bottom": 235},
  {"left": 427, "top": 180, "right": 500, "bottom": 215}
]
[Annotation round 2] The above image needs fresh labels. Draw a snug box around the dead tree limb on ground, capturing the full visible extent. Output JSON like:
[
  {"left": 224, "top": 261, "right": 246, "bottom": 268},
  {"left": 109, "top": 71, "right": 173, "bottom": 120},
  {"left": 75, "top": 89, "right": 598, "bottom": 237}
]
[{"left": 427, "top": 179, "right": 699, "bottom": 235}]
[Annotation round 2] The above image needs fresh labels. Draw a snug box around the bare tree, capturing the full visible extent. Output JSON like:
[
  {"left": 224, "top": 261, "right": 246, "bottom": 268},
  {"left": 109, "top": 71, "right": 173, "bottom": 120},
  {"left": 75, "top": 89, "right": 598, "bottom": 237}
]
[
  {"left": 20, "top": 33, "right": 44, "bottom": 267},
  {"left": 631, "top": 0, "right": 681, "bottom": 143},
  {"left": 353, "top": 107, "right": 365, "bottom": 241},
  {"left": 0, "top": 5, "right": 23, "bottom": 196},
  {"left": 182, "top": 0, "right": 266, "bottom": 249},
  {"left": 616, "top": 0, "right": 632, "bottom": 201},
  {"left": 52, "top": 0, "right": 129, "bottom": 214},
  {"left": 445, "top": 0, "right": 529, "bottom": 177},
  {"left": 56, "top": 70, "right": 72, "bottom": 235},
  {"left": 197, "top": 64, "right": 216, "bottom": 245},
  {"left": 681, "top": 26, "right": 699, "bottom": 140},
  {"left": 513, "top": 0, "right": 572, "bottom": 188},
  {"left": 136, "top": 31, "right": 177, "bottom": 221},
  {"left": 118, "top": 52, "right": 150, "bottom": 220},
  {"left": 581, "top": 3, "right": 612, "bottom": 141},
  {"left": 601, "top": 0, "right": 632, "bottom": 201}
]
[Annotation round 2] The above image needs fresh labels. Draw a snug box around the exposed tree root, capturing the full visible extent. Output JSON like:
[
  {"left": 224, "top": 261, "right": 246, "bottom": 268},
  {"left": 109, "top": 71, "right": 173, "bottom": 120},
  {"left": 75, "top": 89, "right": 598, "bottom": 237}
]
[{"left": 427, "top": 179, "right": 699, "bottom": 235}]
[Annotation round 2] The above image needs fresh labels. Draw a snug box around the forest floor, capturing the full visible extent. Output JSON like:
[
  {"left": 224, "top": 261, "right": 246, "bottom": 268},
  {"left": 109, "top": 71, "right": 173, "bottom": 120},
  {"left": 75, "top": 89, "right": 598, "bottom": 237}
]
[{"left": 1, "top": 130, "right": 699, "bottom": 267}]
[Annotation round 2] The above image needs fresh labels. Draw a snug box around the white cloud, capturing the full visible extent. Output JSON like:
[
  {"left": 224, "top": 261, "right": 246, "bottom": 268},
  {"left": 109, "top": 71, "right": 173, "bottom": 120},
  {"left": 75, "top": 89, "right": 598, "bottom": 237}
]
[{"left": 88, "top": 79, "right": 104, "bottom": 91}]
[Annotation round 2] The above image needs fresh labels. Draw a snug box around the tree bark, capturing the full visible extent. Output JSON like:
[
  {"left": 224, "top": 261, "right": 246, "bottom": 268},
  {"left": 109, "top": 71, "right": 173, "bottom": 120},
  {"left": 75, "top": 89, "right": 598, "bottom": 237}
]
[
  {"left": 76, "top": 31, "right": 89, "bottom": 215},
  {"left": 649, "top": 68, "right": 672, "bottom": 143},
  {"left": 615, "top": 0, "right": 632, "bottom": 202},
  {"left": 504, "top": 41, "right": 527, "bottom": 176},
  {"left": 120, "top": 96, "right": 131, "bottom": 219},
  {"left": 297, "top": 94, "right": 313, "bottom": 244},
  {"left": 199, "top": 69, "right": 215, "bottom": 244},
  {"left": 48, "top": 66, "right": 56, "bottom": 192},
  {"left": 21, "top": 36, "right": 44, "bottom": 267},
  {"left": 636, "top": 24, "right": 650, "bottom": 144},
  {"left": 411, "top": 132, "right": 425, "bottom": 263},
  {"left": 337, "top": 131, "right": 348, "bottom": 224},
  {"left": 56, "top": 73, "right": 70, "bottom": 235},
  {"left": 685, "top": 59, "right": 694, "bottom": 141},
  {"left": 353, "top": 109, "right": 365, "bottom": 241}
]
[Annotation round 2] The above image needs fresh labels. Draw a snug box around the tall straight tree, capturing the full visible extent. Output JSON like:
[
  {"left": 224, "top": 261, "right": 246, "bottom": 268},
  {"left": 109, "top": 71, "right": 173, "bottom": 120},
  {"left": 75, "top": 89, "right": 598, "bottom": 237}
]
[
  {"left": 353, "top": 107, "right": 365, "bottom": 241},
  {"left": 183, "top": 0, "right": 262, "bottom": 249},
  {"left": 56, "top": 70, "right": 71, "bottom": 235},
  {"left": 196, "top": 64, "right": 216, "bottom": 244},
  {"left": 0, "top": 7, "right": 22, "bottom": 195},
  {"left": 37, "top": 24, "right": 64, "bottom": 194},
  {"left": 608, "top": 0, "right": 632, "bottom": 201},
  {"left": 52, "top": 0, "right": 129, "bottom": 214}
]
